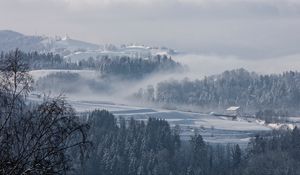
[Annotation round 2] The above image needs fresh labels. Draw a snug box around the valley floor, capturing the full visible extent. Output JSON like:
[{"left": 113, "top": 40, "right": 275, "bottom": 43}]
[{"left": 65, "top": 97, "right": 272, "bottom": 145}]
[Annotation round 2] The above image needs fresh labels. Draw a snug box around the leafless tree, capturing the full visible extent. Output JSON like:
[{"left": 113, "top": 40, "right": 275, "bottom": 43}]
[
  {"left": 0, "top": 49, "right": 90, "bottom": 175},
  {"left": 0, "top": 49, "right": 32, "bottom": 131}
]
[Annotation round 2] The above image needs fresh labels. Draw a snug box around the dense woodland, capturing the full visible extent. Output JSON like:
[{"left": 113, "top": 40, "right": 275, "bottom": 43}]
[
  {"left": 135, "top": 69, "right": 300, "bottom": 112},
  {"left": 0, "top": 51, "right": 72, "bottom": 69},
  {"left": 96, "top": 55, "right": 182, "bottom": 78},
  {"left": 82, "top": 110, "right": 300, "bottom": 175},
  {"left": 0, "top": 50, "right": 182, "bottom": 79}
]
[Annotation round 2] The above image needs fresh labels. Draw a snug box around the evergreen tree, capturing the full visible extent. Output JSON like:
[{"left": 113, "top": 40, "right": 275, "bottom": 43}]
[{"left": 291, "top": 127, "right": 300, "bottom": 161}]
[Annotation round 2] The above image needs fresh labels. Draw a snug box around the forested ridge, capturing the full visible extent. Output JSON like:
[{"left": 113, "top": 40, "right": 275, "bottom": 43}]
[
  {"left": 97, "top": 55, "right": 182, "bottom": 78},
  {"left": 0, "top": 50, "right": 182, "bottom": 79},
  {"left": 135, "top": 68, "right": 300, "bottom": 111}
]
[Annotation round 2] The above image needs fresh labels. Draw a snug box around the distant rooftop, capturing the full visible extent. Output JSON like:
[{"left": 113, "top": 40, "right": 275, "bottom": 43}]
[{"left": 226, "top": 106, "right": 240, "bottom": 111}]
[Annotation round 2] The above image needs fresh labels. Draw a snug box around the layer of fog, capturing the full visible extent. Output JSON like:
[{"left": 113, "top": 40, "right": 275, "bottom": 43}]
[
  {"left": 30, "top": 53, "right": 300, "bottom": 106},
  {"left": 172, "top": 53, "right": 300, "bottom": 78},
  {"left": 132, "top": 53, "right": 300, "bottom": 92}
]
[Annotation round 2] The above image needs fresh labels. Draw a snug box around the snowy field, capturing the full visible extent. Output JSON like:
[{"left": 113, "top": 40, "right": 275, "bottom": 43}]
[
  {"left": 64, "top": 98, "right": 271, "bottom": 145},
  {"left": 28, "top": 94, "right": 272, "bottom": 145},
  {"left": 30, "top": 69, "right": 99, "bottom": 80}
]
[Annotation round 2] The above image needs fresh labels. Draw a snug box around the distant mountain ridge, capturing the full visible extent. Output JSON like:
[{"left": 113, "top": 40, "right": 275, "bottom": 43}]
[
  {"left": 0, "top": 30, "right": 178, "bottom": 61},
  {"left": 0, "top": 30, "right": 46, "bottom": 52},
  {"left": 0, "top": 30, "right": 100, "bottom": 55}
]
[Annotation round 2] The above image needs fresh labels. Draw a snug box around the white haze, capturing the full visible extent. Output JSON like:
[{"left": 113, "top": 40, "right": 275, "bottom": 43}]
[
  {"left": 127, "top": 53, "right": 300, "bottom": 99},
  {"left": 30, "top": 52, "right": 300, "bottom": 105},
  {"left": 172, "top": 53, "right": 300, "bottom": 78}
]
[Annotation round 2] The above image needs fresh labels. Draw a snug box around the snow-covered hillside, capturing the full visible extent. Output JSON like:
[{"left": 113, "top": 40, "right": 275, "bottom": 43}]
[
  {"left": 0, "top": 30, "right": 178, "bottom": 62},
  {"left": 42, "top": 35, "right": 100, "bottom": 56}
]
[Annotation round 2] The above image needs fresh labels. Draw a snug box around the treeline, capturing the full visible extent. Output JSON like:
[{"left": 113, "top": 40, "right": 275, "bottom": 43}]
[
  {"left": 96, "top": 55, "right": 183, "bottom": 78},
  {"left": 134, "top": 69, "right": 300, "bottom": 111},
  {"left": 241, "top": 128, "right": 300, "bottom": 175},
  {"left": 0, "top": 50, "right": 74, "bottom": 69},
  {"left": 82, "top": 110, "right": 300, "bottom": 175},
  {"left": 83, "top": 110, "right": 242, "bottom": 175},
  {"left": 255, "top": 109, "right": 289, "bottom": 123},
  {"left": 0, "top": 50, "right": 182, "bottom": 78}
]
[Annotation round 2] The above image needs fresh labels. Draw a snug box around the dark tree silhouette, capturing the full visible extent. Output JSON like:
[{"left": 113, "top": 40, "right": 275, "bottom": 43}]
[{"left": 0, "top": 49, "right": 90, "bottom": 175}]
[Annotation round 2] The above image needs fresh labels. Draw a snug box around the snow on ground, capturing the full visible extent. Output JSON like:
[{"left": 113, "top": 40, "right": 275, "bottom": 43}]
[
  {"left": 71, "top": 100, "right": 143, "bottom": 113},
  {"left": 62, "top": 98, "right": 271, "bottom": 145},
  {"left": 62, "top": 44, "right": 176, "bottom": 62},
  {"left": 267, "top": 123, "right": 296, "bottom": 130},
  {"left": 30, "top": 69, "right": 99, "bottom": 80},
  {"left": 288, "top": 117, "right": 300, "bottom": 123},
  {"left": 28, "top": 92, "right": 272, "bottom": 145},
  {"left": 49, "top": 36, "right": 100, "bottom": 52},
  {"left": 29, "top": 94, "right": 272, "bottom": 145}
]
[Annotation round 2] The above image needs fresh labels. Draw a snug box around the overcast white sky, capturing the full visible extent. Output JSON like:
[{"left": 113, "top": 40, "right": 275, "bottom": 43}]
[{"left": 1, "top": 0, "right": 300, "bottom": 59}]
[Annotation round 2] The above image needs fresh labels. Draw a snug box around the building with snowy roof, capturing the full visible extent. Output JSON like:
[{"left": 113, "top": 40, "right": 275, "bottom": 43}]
[{"left": 226, "top": 106, "right": 242, "bottom": 119}]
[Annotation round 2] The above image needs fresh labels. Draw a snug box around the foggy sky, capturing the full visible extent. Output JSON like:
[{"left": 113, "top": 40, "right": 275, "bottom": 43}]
[{"left": 1, "top": 0, "right": 300, "bottom": 59}]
